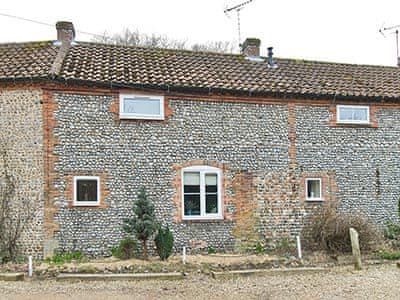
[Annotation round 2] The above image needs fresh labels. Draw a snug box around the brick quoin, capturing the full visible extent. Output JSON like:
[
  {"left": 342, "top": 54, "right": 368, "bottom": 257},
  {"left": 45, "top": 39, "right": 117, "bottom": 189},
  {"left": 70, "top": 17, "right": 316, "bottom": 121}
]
[{"left": 42, "top": 89, "right": 60, "bottom": 247}]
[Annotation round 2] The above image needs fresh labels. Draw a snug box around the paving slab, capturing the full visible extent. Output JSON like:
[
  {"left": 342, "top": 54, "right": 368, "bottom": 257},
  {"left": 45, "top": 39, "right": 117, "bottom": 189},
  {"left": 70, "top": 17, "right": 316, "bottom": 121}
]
[
  {"left": 211, "top": 267, "right": 329, "bottom": 279},
  {"left": 0, "top": 273, "right": 25, "bottom": 281},
  {"left": 57, "top": 272, "right": 185, "bottom": 281}
]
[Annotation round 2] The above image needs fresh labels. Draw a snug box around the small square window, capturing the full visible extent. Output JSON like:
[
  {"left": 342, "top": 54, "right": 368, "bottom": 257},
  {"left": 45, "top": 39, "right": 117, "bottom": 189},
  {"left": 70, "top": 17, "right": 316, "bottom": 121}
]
[
  {"left": 306, "top": 178, "right": 322, "bottom": 201},
  {"left": 119, "top": 94, "right": 164, "bottom": 120},
  {"left": 337, "top": 105, "right": 369, "bottom": 124},
  {"left": 73, "top": 176, "right": 100, "bottom": 206}
]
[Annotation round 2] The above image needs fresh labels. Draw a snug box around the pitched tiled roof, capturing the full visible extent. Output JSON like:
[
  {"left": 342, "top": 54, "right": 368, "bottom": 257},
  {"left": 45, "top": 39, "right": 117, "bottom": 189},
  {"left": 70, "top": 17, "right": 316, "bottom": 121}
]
[
  {"left": 1, "top": 40, "right": 400, "bottom": 100},
  {"left": 0, "top": 41, "right": 58, "bottom": 80}
]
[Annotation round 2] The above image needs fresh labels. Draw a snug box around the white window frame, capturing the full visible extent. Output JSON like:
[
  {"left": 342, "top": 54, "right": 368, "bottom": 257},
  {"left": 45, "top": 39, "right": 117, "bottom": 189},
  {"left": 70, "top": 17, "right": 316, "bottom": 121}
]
[
  {"left": 73, "top": 176, "right": 101, "bottom": 206},
  {"left": 336, "top": 105, "right": 370, "bottom": 124},
  {"left": 305, "top": 178, "right": 323, "bottom": 201},
  {"left": 119, "top": 93, "right": 165, "bottom": 120},
  {"left": 182, "top": 166, "right": 223, "bottom": 220}
]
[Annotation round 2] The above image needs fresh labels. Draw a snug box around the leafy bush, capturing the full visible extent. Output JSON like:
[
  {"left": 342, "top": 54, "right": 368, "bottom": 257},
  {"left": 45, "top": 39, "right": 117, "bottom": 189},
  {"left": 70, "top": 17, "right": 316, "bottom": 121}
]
[
  {"left": 384, "top": 222, "right": 400, "bottom": 240},
  {"left": 123, "top": 187, "right": 157, "bottom": 259},
  {"left": 45, "top": 251, "right": 87, "bottom": 264},
  {"left": 154, "top": 226, "right": 174, "bottom": 260},
  {"left": 254, "top": 242, "right": 264, "bottom": 255},
  {"left": 302, "top": 203, "right": 381, "bottom": 253},
  {"left": 378, "top": 249, "right": 400, "bottom": 260},
  {"left": 112, "top": 238, "right": 137, "bottom": 260},
  {"left": 207, "top": 246, "right": 217, "bottom": 254}
]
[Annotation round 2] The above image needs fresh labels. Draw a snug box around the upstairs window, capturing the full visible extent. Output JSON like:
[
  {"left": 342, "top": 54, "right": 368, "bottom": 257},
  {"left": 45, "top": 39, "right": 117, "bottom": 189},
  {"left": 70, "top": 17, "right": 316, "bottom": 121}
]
[
  {"left": 119, "top": 94, "right": 164, "bottom": 120},
  {"left": 305, "top": 178, "right": 322, "bottom": 201},
  {"left": 73, "top": 176, "right": 100, "bottom": 206},
  {"left": 182, "top": 166, "right": 222, "bottom": 220},
  {"left": 337, "top": 105, "right": 369, "bottom": 124}
]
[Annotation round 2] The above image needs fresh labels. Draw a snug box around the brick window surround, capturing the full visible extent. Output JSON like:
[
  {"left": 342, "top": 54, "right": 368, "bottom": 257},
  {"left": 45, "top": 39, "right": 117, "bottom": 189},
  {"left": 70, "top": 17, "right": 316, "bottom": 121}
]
[
  {"left": 109, "top": 92, "right": 173, "bottom": 123},
  {"left": 329, "top": 104, "right": 378, "bottom": 128},
  {"left": 299, "top": 171, "right": 337, "bottom": 204},
  {"left": 172, "top": 160, "right": 232, "bottom": 223},
  {"left": 64, "top": 172, "right": 109, "bottom": 208}
]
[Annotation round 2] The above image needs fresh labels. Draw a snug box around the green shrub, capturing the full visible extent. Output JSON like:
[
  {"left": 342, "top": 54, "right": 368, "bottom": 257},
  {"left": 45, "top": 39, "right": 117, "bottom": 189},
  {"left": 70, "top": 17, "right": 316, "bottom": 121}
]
[
  {"left": 302, "top": 203, "right": 381, "bottom": 253},
  {"left": 154, "top": 226, "right": 174, "bottom": 260},
  {"left": 384, "top": 222, "right": 400, "bottom": 240},
  {"left": 123, "top": 187, "right": 157, "bottom": 260},
  {"left": 378, "top": 249, "right": 400, "bottom": 260},
  {"left": 255, "top": 242, "right": 264, "bottom": 255},
  {"left": 45, "top": 251, "right": 87, "bottom": 264},
  {"left": 112, "top": 238, "right": 137, "bottom": 260},
  {"left": 207, "top": 246, "right": 217, "bottom": 254}
]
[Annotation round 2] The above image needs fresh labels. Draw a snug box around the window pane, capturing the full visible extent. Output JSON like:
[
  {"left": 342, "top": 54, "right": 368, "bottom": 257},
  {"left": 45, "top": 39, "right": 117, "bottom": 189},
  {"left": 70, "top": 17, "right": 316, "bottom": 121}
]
[
  {"left": 339, "top": 107, "right": 368, "bottom": 121},
  {"left": 184, "top": 194, "right": 200, "bottom": 216},
  {"left": 123, "top": 97, "right": 160, "bottom": 115},
  {"left": 184, "top": 172, "right": 200, "bottom": 193},
  {"left": 206, "top": 194, "right": 218, "bottom": 214},
  {"left": 206, "top": 174, "right": 217, "bottom": 193},
  {"left": 307, "top": 180, "right": 321, "bottom": 199},
  {"left": 77, "top": 180, "right": 98, "bottom": 202}
]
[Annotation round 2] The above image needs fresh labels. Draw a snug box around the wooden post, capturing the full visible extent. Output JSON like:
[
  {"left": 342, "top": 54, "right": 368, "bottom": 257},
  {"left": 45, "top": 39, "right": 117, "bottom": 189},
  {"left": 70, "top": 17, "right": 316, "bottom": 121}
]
[
  {"left": 182, "top": 246, "right": 186, "bottom": 265},
  {"left": 296, "top": 236, "right": 302, "bottom": 259},
  {"left": 349, "top": 227, "right": 362, "bottom": 270}
]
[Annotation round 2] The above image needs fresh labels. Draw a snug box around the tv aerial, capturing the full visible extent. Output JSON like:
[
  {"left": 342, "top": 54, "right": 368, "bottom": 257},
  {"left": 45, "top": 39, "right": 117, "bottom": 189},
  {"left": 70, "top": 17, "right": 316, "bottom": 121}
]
[
  {"left": 379, "top": 24, "right": 400, "bottom": 66},
  {"left": 224, "top": 0, "right": 254, "bottom": 48}
]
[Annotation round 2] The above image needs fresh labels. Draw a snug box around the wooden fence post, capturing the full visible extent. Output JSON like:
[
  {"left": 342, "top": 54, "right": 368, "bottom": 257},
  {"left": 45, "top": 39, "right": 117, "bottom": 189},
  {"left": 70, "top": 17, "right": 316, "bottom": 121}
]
[{"left": 349, "top": 227, "right": 362, "bottom": 270}]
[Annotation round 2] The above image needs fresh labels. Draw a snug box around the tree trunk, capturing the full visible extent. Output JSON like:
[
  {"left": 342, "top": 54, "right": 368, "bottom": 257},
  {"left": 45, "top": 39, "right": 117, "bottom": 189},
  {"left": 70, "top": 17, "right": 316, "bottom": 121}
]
[{"left": 142, "top": 239, "right": 148, "bottom": 260}]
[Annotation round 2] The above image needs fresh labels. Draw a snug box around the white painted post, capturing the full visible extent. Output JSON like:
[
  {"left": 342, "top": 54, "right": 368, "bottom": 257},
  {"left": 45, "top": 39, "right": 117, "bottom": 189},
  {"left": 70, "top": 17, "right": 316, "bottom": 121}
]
[
  {"left": 296, "top": 236, "right": 302, "bottom": 259},
  {"left": 182, "top": 246, "right": 186, "bottom": 265},
  {"left": 28, "top": 256, "right": 33, "bottom": 277}
]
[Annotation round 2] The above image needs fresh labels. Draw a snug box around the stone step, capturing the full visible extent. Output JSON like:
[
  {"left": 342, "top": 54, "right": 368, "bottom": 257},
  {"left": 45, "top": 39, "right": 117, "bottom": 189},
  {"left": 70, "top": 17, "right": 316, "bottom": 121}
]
[
  {"left": 57, "top": 272, "right": 185, "bottom": 281},
  {"left": 0, "top": 273, "right": 25, "bottom": 281},
  {"left": 211, "top": 267, "right": 329, "bottom": 279}
]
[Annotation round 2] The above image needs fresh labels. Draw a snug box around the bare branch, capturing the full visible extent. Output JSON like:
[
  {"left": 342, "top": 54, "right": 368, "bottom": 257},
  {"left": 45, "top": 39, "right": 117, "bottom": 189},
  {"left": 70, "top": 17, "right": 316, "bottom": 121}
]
[{"left": 91, "top": 28, "right": 232, "bottom": 53}]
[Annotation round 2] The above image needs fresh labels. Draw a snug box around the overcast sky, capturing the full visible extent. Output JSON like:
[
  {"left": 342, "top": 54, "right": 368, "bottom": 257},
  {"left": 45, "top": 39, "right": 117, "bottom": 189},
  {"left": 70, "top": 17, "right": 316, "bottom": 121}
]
[{"left": 1, "top": 0, "right": 400, "bottom": 66}]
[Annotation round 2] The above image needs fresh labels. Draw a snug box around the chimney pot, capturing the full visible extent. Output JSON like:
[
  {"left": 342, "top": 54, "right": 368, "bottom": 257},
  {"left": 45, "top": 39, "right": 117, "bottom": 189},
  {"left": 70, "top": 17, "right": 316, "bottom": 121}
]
[
  {"left": 267, "top": 46, "right": 277, "bottom": 69},
  {"left": 241, "top": 38, "right": 261, "bottom": 57},
  {"left": 55, "top": 21, "right": 75, "bottom": 46}
]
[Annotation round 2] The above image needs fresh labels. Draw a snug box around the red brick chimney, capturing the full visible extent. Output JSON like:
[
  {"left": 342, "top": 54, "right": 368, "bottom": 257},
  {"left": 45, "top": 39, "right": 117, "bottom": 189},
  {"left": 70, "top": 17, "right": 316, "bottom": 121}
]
[
  {"left": 241, "top": 38, "right": 261, "bottom": 57},
  {"left": 55, "top": 21, "right": 75, "bottom": 46}
]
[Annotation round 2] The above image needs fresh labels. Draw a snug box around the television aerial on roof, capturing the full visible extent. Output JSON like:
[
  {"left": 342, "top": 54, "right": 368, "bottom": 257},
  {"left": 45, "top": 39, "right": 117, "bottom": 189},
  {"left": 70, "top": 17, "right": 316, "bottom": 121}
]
[
  {"left": 379, "top": 24, "right": 400, "bottom": 67},
  {"left": 224, "top": 0, "right": 254, "bottom": 49}
]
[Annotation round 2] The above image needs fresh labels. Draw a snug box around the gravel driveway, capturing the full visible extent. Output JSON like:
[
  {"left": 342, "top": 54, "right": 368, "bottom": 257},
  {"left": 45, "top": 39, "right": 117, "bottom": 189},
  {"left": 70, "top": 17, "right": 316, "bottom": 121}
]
[{"left": 0, "top": 264, "right": 399, "bottom": 300}]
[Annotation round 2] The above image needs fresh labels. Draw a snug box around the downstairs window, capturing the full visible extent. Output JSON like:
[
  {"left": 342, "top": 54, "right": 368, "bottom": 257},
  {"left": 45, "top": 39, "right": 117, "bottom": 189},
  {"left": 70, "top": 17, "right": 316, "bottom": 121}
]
[
  {"left": 182, "top": 166, "right": 222, "bottom": 220},
  {"left": 73, "top": 176, "right": 100, "bottom": 206},
  {"left": 305, "top": 178, "right": 323, "bottom": 201}
]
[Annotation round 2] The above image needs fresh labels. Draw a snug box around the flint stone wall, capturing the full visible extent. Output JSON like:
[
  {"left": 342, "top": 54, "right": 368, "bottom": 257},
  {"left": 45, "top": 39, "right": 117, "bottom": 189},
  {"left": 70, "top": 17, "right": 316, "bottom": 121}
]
[
  {"left": 0, "top": 89, "right": 44, "bottom": 258},
  {"left": 48, "top": 93, "right": 400, "bottom": 256}
]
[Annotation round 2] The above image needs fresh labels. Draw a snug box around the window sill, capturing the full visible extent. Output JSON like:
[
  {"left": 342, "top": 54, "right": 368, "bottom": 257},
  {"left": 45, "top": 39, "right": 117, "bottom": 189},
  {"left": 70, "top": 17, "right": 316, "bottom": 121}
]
[
  {"left": 305, "top": 198, "right": 324, "bottom": 202},
  {"left": 182, "top": 216, "right": 224, "bottom": 223},
  {"left": 119, "top": 114, "right": 165, "bottom": 120},
  {"left": 70, "top": 203, "right": 106, "bottom": 208},
  {"left": 333, "top": 122, "right": 376, "bottom": 128}
]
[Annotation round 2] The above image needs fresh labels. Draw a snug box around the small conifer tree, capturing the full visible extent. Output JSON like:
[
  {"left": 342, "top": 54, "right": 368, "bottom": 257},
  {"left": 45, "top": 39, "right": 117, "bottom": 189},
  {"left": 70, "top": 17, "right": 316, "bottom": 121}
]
[{"left": 123, "top": 187, "right": 157, "bottom": 259}]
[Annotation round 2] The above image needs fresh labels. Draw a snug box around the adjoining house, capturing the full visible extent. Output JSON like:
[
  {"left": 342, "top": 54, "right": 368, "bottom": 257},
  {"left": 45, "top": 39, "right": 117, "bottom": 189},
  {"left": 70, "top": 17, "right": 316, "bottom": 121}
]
[{"left": 1, "top": 21, "right": 400, "bottom": 258}]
